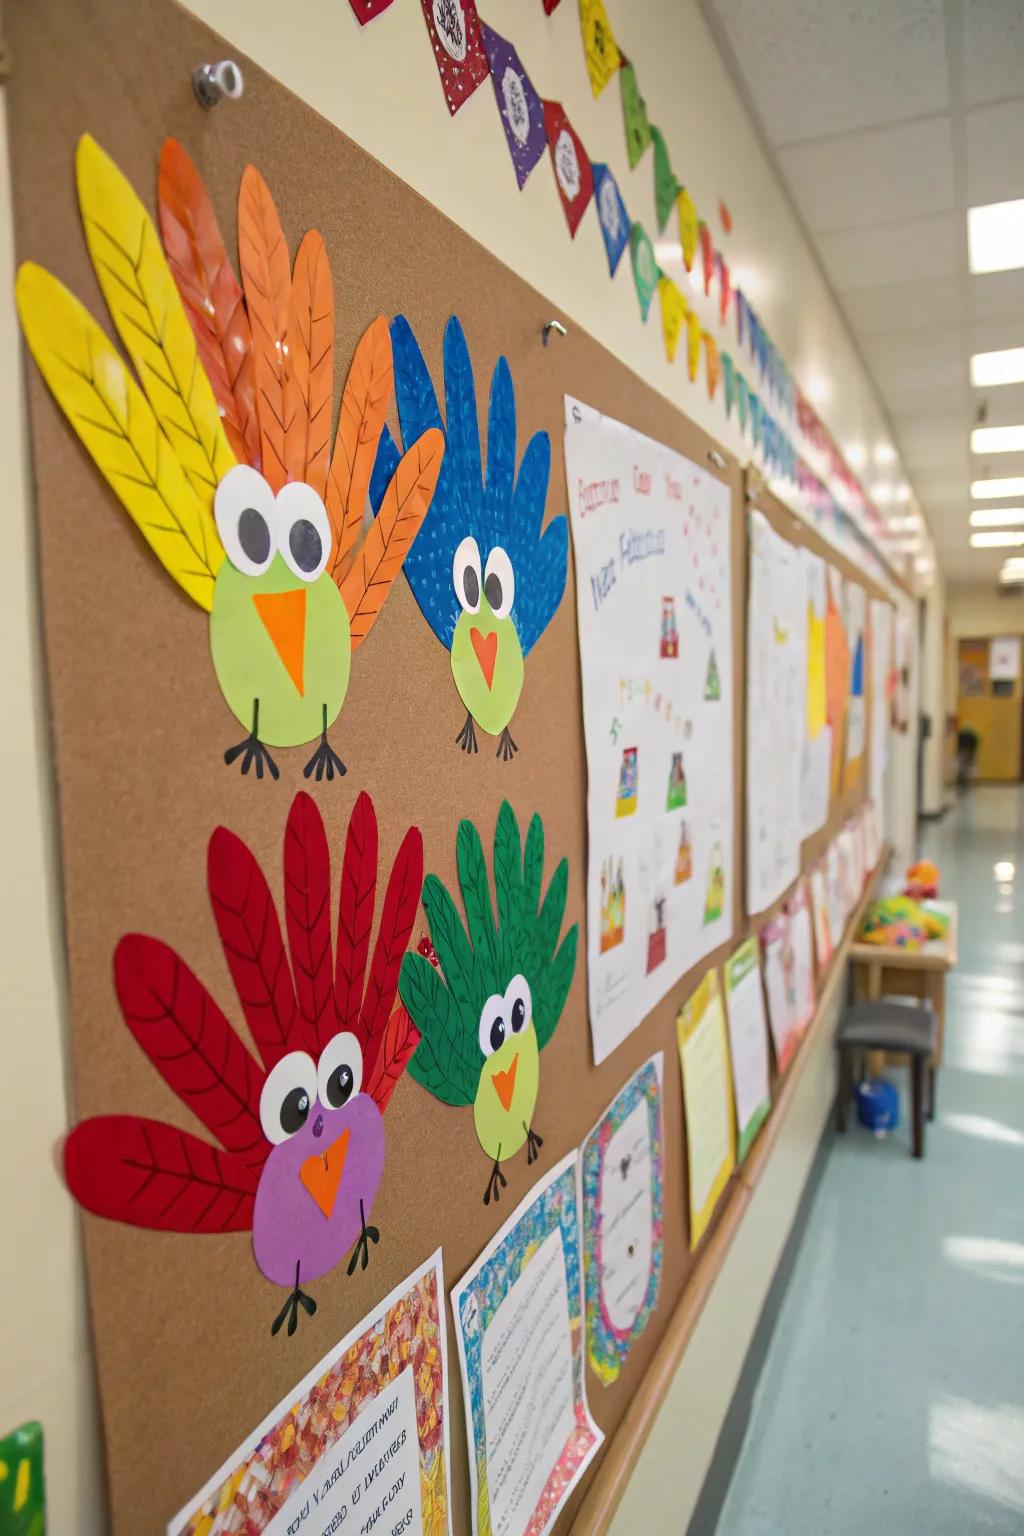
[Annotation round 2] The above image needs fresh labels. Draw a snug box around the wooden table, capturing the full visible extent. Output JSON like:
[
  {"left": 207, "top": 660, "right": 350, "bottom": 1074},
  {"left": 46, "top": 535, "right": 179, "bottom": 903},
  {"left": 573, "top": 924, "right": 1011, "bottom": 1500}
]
[{"left": 849, "top": 900, "right": 959, "bottom": 1069}]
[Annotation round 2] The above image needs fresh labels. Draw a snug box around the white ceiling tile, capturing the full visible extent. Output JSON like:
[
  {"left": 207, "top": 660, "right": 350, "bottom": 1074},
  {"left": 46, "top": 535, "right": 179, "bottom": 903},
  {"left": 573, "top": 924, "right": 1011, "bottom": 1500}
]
[
  {"left": 965, "top": 99, "right": 1024, "bottom": 207},
  {"left": 963, "top": 0, "right": 1024, "bottom": 106},
  {"left": 888, "top": 384, "right": 971, "bottom": 421},
  {"left": 970, "top": 268, "right": 1024, "bottom": 321},
  {"left": 710, "top": 0, "right": 949, "bottom": 145},
  {"left": 896, "top": 420, "right": 970, "bottom": 473},
  {"left": 968, "top": 382, "right": 1024, "bottom": 425},
  {"left": 841, "top": 276, "right": 961, "bottom": 335},
  {"left": 862, "top": 326, "right": 965, "bottom": 393},
  {"left": 778, "top": 118, "right": 956, "bottom": 233},
  {"left": 817, "top": 213, "right": 961, "bottom": 291}
]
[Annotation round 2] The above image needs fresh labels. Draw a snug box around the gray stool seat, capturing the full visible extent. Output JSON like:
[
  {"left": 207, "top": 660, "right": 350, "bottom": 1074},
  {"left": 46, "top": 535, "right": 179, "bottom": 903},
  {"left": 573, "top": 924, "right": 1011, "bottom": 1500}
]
[
  {"left": 835, "top": 1001, "right": 938, "bottom": 1158},
  {"left": 836, "top": 1001, "right": 937, "bottom": 1056}
]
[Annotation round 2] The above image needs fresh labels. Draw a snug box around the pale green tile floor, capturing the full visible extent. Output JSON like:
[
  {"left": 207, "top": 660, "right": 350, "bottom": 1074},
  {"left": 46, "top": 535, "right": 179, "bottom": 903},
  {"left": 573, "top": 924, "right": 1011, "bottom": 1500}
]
[{"left": 715, "top": 786, "right": 1024, "bottom": 1536}]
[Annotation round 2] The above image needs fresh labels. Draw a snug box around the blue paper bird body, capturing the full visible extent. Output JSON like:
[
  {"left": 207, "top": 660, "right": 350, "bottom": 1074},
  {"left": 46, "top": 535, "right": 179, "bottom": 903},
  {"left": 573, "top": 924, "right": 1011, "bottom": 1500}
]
[{"left": 370, "top": 316, "right": 569, "bottom": 759}]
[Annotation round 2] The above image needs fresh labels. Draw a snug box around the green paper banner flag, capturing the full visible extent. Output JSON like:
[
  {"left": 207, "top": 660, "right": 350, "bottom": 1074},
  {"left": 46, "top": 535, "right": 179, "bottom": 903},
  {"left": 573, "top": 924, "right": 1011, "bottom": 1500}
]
[
  {"left": 650, "top": 126, "right": 679, "bottom": 233},
  {"left": 750, "top": 391, "right": 763, "bottom": 448},
  {"left": 629, "top": 222, "right": 658, "bottom": 320},
  {"left": 619, "top": 60, "right": 652, "bottom": 168},
  {"left": 737, "top": 372, "right": 750, "bottom": 434},
  {"left": 722, "top": 351, "right": 736, "bottom": 418}
]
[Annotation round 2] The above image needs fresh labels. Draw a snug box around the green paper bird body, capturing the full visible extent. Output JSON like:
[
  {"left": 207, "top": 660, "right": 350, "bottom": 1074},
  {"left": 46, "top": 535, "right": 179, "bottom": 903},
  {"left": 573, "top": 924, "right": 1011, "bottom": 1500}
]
[{"left": 399, "top": 800, "right": 578, "bottom": 1204}]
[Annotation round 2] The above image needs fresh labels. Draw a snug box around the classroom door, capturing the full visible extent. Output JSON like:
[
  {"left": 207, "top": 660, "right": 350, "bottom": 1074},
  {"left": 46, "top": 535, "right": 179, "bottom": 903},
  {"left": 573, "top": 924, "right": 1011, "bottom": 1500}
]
[{"left": 956, "top": 636, "right": 1023, "bottom": 781}]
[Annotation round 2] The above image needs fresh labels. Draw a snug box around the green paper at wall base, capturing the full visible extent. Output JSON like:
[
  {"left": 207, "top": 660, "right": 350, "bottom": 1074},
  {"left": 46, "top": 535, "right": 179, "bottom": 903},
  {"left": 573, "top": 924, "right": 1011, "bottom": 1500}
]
[
  {"left": 630, "top": 224, "right": 658, "bottom": 321},
  {"left": 657, "top": 274, "right": 686, "bottom": 362},
  {"left": 619, "top": 60, "right": 651, "bottom": 168},
  {"left": 650, "top": 127, "right": 679, "bottom": 233},
  {"left": 677, "top": 970, "right": 735, "bottom": 1249},
  {"left": 0, "top": 1421, "right": 45, "bottom": 1536},
  {"left": 724, "top": 939, "right": 772, "bottom": 1163}
]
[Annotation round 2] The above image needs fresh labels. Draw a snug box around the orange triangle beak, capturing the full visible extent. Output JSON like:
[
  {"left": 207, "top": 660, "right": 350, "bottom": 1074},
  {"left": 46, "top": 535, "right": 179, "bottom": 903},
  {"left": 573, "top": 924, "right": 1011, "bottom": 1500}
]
[
  {"left": 253, "top": 588, "right": 307, "bottom": 696},
  {"left": 471, "top": 627, "right": 498, "bottom": 690},
  {"left": 299, "top": 1128, "right": 350, "bottom": 1220},
  {"left": 491, "top": 1053, "right": 519, "bottom": 1112}
]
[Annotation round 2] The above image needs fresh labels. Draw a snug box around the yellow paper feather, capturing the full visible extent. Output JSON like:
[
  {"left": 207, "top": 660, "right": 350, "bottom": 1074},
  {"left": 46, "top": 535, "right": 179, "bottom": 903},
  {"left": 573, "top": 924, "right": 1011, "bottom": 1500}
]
[
  {"left": 16, "top": 262, "right": 224, "bottom": 610},
  {"left": 75, "top": 134, "right": 235, "bottom": 513}
]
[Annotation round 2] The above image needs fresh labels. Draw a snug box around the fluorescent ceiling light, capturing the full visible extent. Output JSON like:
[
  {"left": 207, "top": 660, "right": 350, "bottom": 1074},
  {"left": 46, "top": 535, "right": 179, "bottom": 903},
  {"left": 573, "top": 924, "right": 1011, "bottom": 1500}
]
[
  {"left": 1000, "top": 566, "right": 1024, "bottom": 583},
  {"left": 968, "top": 199, "right": 1024, "bottom": 274},
  {"left": 972, "top": 476, "right": 1024, "bottom": 498},
  {"left": 971, "top": 425, "right": 1024, "bottom": 454},
  {"left": 971, "top": 348, "right": 1024, "bottom": 387},
  {"left": 970, "top": 507, "right": 1024, "bottom": 527},
  {"left": 970, "top": 530, "right": 1024, "bottom": 547}
]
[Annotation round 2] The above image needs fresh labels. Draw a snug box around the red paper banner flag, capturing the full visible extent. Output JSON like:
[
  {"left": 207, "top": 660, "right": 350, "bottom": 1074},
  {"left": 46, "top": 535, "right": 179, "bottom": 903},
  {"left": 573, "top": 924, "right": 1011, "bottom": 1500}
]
[
  {"left": 348, "top": 0, "right": 396, "bottom": 21},
  {"left": 543, "top": 0, "right": 564, "bottom": 11},
  {"left": 543, "top": 101, "right": 594, "bottom": 237},
  {"left": 717, "top": 254, "right": 731, "bottom": 325},
  {"left": 420, "top": 0, "right": 489, "bottom": 115},
  {"left": 698, "top": 220, "right": 714, "bottom": 297}
]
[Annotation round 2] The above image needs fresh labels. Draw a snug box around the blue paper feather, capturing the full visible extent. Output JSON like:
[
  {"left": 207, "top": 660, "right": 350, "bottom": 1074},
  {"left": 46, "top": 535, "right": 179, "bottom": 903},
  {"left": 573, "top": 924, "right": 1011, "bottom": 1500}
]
[{"left": 374, "top": 314, "right": 568, "bottom": 658}]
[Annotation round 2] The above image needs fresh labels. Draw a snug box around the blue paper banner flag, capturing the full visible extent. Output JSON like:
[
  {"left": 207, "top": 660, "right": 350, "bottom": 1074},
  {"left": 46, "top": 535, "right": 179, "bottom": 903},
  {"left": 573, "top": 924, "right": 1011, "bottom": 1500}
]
[
  {"left": 750, "top": 391, "right": 763, "bottom": 448},
  {"left": 736, "top": 288, "right": 746, "bottom": 350},
  {"left": 737, "top": 372, "right": 750, "bottom": 434},
  {"left": 593, "top": 163, "right": 631, "bottom": 276}
]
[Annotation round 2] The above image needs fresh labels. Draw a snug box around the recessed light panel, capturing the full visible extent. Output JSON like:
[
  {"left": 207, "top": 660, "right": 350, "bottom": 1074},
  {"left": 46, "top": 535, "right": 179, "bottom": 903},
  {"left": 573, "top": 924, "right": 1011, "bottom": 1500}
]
[
  {"left": 970, "top": 508, "right": 1024, "bottom": 527},
  {"left": 971, "top": 348, "right": 1024, "bottom": 387},
  {"left": 970, "top": 530, "right": 1024, "bottom": 547},
  {"left": 972, "top": 476, "right": 1024, "bottom": 498},
  {"left": 971, "top": 425, "right": 1024, "bottom": 454},
  {"left": 968, "top": 200, "right": 1024, "bottom": 275}
]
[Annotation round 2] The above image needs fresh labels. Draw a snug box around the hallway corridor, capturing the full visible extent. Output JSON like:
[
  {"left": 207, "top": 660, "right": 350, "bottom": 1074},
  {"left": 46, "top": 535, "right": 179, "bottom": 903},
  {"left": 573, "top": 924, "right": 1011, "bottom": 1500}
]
[{"left": 716, "top": 787, "right": 1024, "bottom": 1535}]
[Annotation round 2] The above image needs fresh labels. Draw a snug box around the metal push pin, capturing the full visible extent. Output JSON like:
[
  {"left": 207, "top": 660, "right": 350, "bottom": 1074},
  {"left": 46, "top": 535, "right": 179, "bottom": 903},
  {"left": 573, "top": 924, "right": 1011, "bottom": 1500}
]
[
  {"left": 192, "top": 60, "right": 245, "bottom": 109},
  {"left": 542, "top": 319, "right": 568, "bottom": 347}
]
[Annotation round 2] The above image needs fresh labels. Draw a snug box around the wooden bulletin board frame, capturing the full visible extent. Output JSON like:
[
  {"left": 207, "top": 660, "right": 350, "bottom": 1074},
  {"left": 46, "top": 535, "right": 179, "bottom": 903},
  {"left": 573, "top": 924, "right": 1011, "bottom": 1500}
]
[{"left": 6, "top": 1, "right": 906, "bottom": 1530}]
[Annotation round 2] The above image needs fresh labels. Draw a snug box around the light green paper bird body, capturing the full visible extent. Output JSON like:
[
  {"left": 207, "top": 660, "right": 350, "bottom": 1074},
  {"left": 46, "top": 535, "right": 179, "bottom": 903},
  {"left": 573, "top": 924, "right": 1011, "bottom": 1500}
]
[
  {"left": 400, "top": 800, "right": 578, "bottom": 1205},
  {"left": 450, "top": 606, "right": 524, "bottom": 741},
  {"left": 211, "top": 554, "right": 351, "bottom": 749}
]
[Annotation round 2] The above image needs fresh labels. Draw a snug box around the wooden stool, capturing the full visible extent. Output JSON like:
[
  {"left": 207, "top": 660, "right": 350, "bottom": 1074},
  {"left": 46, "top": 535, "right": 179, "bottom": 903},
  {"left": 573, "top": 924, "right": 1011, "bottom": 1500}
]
[{"left": 836, "top": 1002, "right": 938, "bottom": 1158}]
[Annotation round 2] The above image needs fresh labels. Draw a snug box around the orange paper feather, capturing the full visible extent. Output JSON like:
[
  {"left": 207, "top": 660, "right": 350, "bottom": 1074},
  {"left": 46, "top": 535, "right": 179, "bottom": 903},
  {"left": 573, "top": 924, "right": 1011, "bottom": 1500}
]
[
  {"left": 238, "top": 167, "right": 291, "bottom": 492},
  {"left": 339, "top": 428, "right": 444, "bottom": 648},
  {"left": 285, "top": 231, "right": 334, "bottom": 497},
  {"left": 327, "top": 317, "right": 393, "bottom": 578},
  {"left": 157, "top": 139, "right": 261, "bottom": 471}
]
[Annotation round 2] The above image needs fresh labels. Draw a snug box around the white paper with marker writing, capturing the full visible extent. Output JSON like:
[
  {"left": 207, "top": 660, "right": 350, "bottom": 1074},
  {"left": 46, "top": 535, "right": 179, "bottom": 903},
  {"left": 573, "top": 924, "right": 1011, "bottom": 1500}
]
[{"left": 564, "top": 396, "right": 734, "bottom": 1063}]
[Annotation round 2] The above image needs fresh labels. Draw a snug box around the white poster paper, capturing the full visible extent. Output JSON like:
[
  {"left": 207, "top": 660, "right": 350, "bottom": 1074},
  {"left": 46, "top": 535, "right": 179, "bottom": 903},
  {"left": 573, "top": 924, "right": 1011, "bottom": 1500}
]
[
  {"left": 784, "top": 882, "right": 816, "bottom": 1031},
  {"left": 722, "top": 939, "right": 771, "bottom": 1161},
  {"left": 452, "top": 1154, "right": 602, "bottom": 1536},
  {"left": 746, "top": 511, "right": 803, "bottom": 913},
  {"left": 990, "top": 635, "right": 1022, "bottom": 682},
  {"left": 800, "top": 548, "right": 831, "bottom": 837},
  {"left": 564, "top": 396, "right": 734, "bottom": 1063},
  {"left": 869, "top": 597, "right": 893, "bottom": 812}
]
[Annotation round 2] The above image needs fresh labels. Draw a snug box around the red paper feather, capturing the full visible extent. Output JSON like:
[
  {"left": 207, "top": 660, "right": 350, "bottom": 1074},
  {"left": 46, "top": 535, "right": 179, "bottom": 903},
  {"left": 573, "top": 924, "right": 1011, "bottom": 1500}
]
[
  {"left": 157, "top": 139, "right": 261, "bottom": 470},
  {"left": 115, "top": 935, "right": 270, "bottom": 1174},
  {"left": 365, "top": 1005, "right": 420, "bottom": 1114},
  {"left": 208, "top": 826, "right": 298, "bottom": 1071},
  {"left": 65, "top": 1116, "right": 257, "bottom": 1234},
  {"left": 358, "top": 825, "right": 423, "bottom": 1070},
  {"left": 284, "top": 792, "right": 335, "bottom": 1054},
  {"left": 334, "top": 791, "right": 379, "bottom": 1036}
]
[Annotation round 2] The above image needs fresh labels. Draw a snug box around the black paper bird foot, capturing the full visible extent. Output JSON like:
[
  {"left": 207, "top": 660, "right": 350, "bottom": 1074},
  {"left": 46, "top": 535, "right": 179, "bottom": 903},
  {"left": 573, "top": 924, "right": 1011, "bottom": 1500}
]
[
  {"left": 225, "top": 699, "right": 280, "bottom": 781},
  {"left": 303, "top": 705, "right": 347, "bottom": 782},
  {"left": 224, "top": 731, "right": 280, "bottom": 781},
  {"left": 456, "top": 712, "right": 479, "bottom": 755},
  {"left": 271, "top": 1274, "right": 317, "bottom": 1337},
  {"left": 496, "top": 727, "right": 519, "bottom": 762},
  {"left": 347, "top": 1201, "right": 380, "bottom": 1275},
  {"left": 525, "top": 1124, "right": 544, "bottom": 1164},
  {"left": 483, "top": 1157, "right": 508, "bottom": 1206}
]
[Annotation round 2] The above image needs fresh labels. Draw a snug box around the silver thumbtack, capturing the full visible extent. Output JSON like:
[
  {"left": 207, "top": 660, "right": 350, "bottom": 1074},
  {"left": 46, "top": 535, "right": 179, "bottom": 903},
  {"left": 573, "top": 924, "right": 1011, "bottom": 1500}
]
[
  {"left": 542, "top": 320, "right": 568, "bottom": 347},
  {"left": 192, "top": 60, "right": 245, "bottom": 109},
  {"left": 707, "top": 448, "right": 727, "bottom": 471}
]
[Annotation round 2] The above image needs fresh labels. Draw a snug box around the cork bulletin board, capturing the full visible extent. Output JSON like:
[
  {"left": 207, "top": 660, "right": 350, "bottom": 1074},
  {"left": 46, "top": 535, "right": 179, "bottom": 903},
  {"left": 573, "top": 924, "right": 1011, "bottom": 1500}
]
[{"left": 6, "top": 1, "right": 894, "bottom": 1530}]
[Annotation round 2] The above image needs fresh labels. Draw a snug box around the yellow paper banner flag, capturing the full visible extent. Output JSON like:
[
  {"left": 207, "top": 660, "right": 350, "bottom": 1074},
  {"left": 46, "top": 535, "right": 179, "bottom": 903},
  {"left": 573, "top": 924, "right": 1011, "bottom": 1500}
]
[
  {"left": 658, "top": 275, "right": 687, "bottom": 363},
  {"left": 677, "top": 187, "right": 698, "bottom": 272},
  {"left": 579, "top": 0, "right": 622, "bottom": 99},
  {"left": 686, "top": 308, "right": 702, "bottom": 383}
]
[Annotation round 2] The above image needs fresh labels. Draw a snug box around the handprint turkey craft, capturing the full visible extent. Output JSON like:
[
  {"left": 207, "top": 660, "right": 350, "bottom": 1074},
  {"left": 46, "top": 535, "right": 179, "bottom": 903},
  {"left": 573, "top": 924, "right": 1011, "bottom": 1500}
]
[
  {"left": 15, "top": 135, "right": 443, "bottom": 780},
  {"left": 63, "top": 792, "right": 423, "bottom": 1338},
  {"left": 370, "top": 315, "right": 569, "bottom": 760},
  {"left": 399, "top": 800, "right": 578, "bottom": 1204}
]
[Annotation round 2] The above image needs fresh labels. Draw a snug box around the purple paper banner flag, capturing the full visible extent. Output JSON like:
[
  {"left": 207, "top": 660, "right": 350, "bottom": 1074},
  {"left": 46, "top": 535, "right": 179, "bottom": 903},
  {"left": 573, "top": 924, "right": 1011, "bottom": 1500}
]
[
  {"left": 592, "top": 163, "right": 630, "bottom": 276},
  {"left": 480, "top": 21, "right": 547, "bottom": 189}
]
